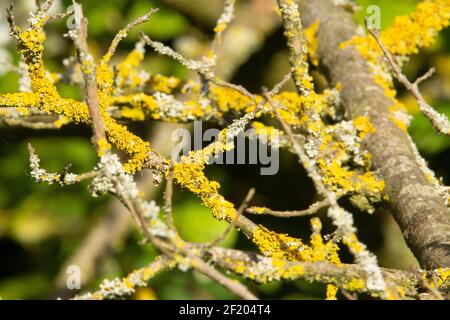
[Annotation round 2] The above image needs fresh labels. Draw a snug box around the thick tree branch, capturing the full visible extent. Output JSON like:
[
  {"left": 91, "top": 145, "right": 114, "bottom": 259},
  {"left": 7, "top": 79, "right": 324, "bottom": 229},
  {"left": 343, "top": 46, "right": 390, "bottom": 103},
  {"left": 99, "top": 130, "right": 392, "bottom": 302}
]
[{"left": 297, "top": 0, "right": 450, "bottom": 268}]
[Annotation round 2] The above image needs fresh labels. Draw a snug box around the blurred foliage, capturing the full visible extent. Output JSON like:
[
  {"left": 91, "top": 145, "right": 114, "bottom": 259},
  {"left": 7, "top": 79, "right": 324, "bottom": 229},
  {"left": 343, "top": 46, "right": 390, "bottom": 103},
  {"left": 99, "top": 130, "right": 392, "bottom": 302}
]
[{"left": 0, "top": 0, "right": 448, "bottom": 300}]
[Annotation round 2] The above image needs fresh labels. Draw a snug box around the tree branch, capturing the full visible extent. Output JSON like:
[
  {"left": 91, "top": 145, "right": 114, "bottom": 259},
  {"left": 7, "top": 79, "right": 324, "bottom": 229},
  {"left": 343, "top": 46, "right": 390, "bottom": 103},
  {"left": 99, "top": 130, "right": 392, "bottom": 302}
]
[
  {"left": 365, "top": 20, "right": 450, "bottom": 136},
  {"left": 297, "top": 0, "right": 450, "bottom": 268}
]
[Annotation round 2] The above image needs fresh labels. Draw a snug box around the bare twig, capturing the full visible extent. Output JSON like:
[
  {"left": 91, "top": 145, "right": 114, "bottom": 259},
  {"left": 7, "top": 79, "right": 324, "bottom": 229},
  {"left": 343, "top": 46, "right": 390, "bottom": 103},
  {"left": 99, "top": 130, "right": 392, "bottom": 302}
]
[
  {"left": 341, "top": 290, "right": 358, "bottom": 300},
  {"left": 247, "top": 198, "right": 330, "bottom": 218},
  {"left": 183, "top": 249, "right": 258, "bottom": 300},
  {"left": 366, "top": 19, "right": 450, "bottom": 136},
  {"left": 36, "top": 0, "right": 54, "bottom": 15}
]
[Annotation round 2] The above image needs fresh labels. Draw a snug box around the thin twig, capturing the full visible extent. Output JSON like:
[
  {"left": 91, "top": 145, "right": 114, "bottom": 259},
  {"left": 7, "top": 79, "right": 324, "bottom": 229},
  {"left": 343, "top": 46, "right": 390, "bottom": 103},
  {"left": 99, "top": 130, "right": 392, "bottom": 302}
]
[
  {"left": 211, "top": 0, "right": 236, "bottom": 51},
  {"left": 68, "top": 1, "right": 106, "bottom": 149},
  {"left": 110, "top": 169, "right": 257, "bottom": 300},
  {"left": 140, "top": 32, "right": 257, "bottom": 102},
  {"left": 164, "top": 165, "right": 176, "bottom": 231},
  {"left": 277, "top": 0, "right": 312, "bottom": 96},
  {"left": 6, "top": 2, "right": 20, "bottom": 39},
  {"left": 210, "top": 188, "right": 255, "bottom": 247},
  {"left": 247, "top": 198, "right": 330, "bottom": 217},
  {"left": 36, "top": 0, "right": 54, "bottom": 15},
  {"left": 412, "top": 268, "right": 445, "bottom": 300},
  {"left": 27, "top": 143, "right": 99, "bottom": 186},
  {"left": 366, "top": 19, "right": 450, "bottom": 136},
  {"left": 183, "top": 249, "right": 258, "bottom": 300},
  {"left": 341, "top": 290, "right": 358, "bottom": 300},
  {"left": 102, "top": 9, "right": 159, "bottom": 65}
]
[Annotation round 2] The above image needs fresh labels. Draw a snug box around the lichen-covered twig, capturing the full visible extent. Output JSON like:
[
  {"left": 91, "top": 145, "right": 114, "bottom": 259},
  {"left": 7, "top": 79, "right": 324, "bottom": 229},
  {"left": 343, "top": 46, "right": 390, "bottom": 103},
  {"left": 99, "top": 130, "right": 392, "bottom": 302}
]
[
  {"left": 68, "top": 2, "right": 107, "bottom": 151},
  {"left": 210, "top": 0, "right": 236, "bottom": 64},
  {"left": 366, "top": 20, "right": 450, "bottom": 136},
  {"left": 28, "top": 143, "right": 99, "bottom": 186},
  {"left": 90, "top": 152, "right": 258, "bottom": 300},
  {"left": 102, "top": 9, "right": 158, "bottom": 66},
  {"left": 277, "top": 0, "right": 313, "bottom": 96},
  {"left": 74, "top": 256, "right": 176, "bottom": 300},
  {"left": 207, "top": 247, "right": 419, "bottom": 298},
  {"left": 140, "top": 33, "right": 214, "bottom": 77}
]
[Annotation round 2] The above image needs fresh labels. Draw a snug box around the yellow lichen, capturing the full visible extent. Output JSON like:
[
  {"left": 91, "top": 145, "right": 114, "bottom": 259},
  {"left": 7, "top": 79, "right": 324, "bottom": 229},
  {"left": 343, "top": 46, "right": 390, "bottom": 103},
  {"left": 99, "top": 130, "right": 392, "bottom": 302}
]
[
  {"left": 326, "top": 284, "right": 338, "bottom": 300},
  {"left": 252, "top": 225, "right": 308, "bottom": 261},
  {"left": 344, "top": 278, "right": 365, "bottom": 292},
  {"left": 150, "top": 74, "right": 181, "bottom": 94},
  {"left": 343, "top": 233, "right": 363, "bottom": 254},
  {"left": 248, "top": 206, "right": 266, "bottom": 214},
  {"left": 97, "top": 137, "right": 111, "bottom": 157},
  {"left": 116, "top": 47, "right": 145, "bottom": 89},
  {"left": 353, "top": 115, "right": 376, "bottom": 139},
  {"left": 304, "top": 21, "right": 320, "bottom": 66},
  {"left": 252, "top": 122, "right": 283, "bottom": 142},
  {"left": 340, "top": 1, "right": 450, "bottom": 136},
  {"left": 435, "top": 267, "right": 450, "bottom": 287}
]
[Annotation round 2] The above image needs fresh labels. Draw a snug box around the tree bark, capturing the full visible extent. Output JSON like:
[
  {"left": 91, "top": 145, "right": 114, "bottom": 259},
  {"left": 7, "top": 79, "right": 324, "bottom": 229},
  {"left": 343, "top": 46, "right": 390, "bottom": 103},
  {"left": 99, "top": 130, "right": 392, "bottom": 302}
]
[{"left": 298, "top": 0, "right": 450, "bottom": 269}]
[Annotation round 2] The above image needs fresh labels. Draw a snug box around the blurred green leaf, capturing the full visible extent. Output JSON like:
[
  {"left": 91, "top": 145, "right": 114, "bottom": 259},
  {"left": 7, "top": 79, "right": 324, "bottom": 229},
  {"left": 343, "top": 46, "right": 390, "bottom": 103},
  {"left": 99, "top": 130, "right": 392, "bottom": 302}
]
[
  {"left": 127, "top": 1, "right": 187, "bottom": 41},
  {"left": 84, "top": 2, "right": 124, "bottom": 36},
  {"left": 172, "top": 199, "right": 238, "bottom": 247},
  {"left": 0, "top": 273, "right": 50, "bottom": 299},
  {"left": 409, "top": 102, "right": 450, "bottom": 154}
]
